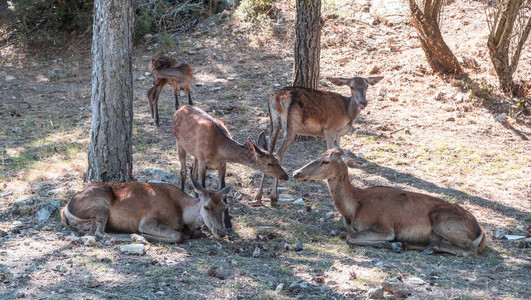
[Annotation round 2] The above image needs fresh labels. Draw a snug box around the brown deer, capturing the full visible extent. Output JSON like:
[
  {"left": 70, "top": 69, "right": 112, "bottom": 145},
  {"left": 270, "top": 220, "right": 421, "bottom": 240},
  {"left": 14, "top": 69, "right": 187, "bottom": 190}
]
[
  {"left": 60, "top": 177, "right": 231, "bottom": 243},
  {"left": 293, "top": 142, "right": 487, "bottom": 257},
  {"left": 147, "top": 55, "right": 193, "bottom": 125},
  {"left": 172, "top": 105, "right": 289, "bottom": 231},
  {"left": 255, "top": 76, "right": 384, "bottom": 206}
]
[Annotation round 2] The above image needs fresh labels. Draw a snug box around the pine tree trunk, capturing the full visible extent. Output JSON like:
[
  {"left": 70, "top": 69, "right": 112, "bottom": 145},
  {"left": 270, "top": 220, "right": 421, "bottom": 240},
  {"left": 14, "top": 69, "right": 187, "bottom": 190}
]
[
  {"left": 408, "top": 0, "right": 466, "bottom": 78},
  {"left": 86, "top": 0, "right": 134, "bottom": 182},
  {"left": 292, "top": 0, "right": 323, "bottom": 89}
]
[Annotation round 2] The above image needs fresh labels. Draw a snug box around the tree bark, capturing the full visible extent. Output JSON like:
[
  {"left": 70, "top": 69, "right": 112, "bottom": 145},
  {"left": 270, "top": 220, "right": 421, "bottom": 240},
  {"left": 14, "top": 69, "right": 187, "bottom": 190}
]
[
  {"left": 292, "top": 0, "right": 323, "bottom": 89},
  {"left": 408, "top": 0, "right": 466, "bottom": 78},
  {"left": 86, "top": 0, "right": 134, "bottom": 182}
]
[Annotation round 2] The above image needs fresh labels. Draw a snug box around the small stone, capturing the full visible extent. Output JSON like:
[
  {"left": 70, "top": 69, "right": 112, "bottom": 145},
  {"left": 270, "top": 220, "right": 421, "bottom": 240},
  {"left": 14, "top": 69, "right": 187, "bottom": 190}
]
[
  {"left": 130, "top": 233, "right": 148, "bottom": 244},
  {"left": 378, "top": 86, "right": 387, "bottom": 97},
  {"left": 119, "top": 244, "right": 145, "bottom": 255},
  {"left": 330, "top": 230, "right": 337, "bottom": 236},
  {"left": 289, "top": 281, "right": 300, "bottom": 289},
  {"left": 278, "top": 194, "right": 294, "bottom": 202},
  {"left": 294, "top": 241, "right": 303, "bottom": 252},
  {"left": 325, "top": 212, "right": 334, "bottom": 219},
  {"left": 58, "top": 289, "right": 65, "bottom": 293},
  {"left": 283, "top": 243, "right": 291, "bottom": 251},
  {"left": 495, "top": 113, "right": 507, "bottom": 122},
  {"left": 252, "top": 247, "right": 261, "bottom": 258},
  {"left": 55, "top": 264, "right": 67, "bottom": 273},
  {"left": 144, "top": 72, "right": 151, "bottom": 76},
  {"left": 446, "top": 117, "right": 456, "bottom": 122},
  {"left": 15, "top": 291, "right": 25, "bottom": 298},
  {"left": 408, "top": 277, "right": 425, "bottom": 285},
  {"left": 273, "top": 83, "right": 281, "bottom": 87},
  {"left": 293, "top": 199, "right": 305, "bottom": 206},
  {"left": 227, "top": 77, "right": 235, "bottom": 81},
  {"left": 374, "top": 261, "right": 383, "bottom": 267},
  {"left": 299, "top": 281, "right": 308, "bottom": 288},
  {"left": 220, "top": 10, "right": 231, "bottom": 19},
  {"left": 143, "top": 33, "right": 153, "bottom": 40},
  {"left": 275, "top": 283, "right": 284, "bottom": 292},
  {"left": 143, "top": 168, "right": 180, "bottom": 186},
  {"left": 195, "top": 82, "right": 203, "bottom": 87},
  {"left": 495, "top": 229, "right": 505, "bottom": 239},
  {"left": 12, "top": 127, "right": 22, "bottom": 133},
  {"left": 156, "top": 291, "right": 165, "bottom": 295},
  {"left": 433, "top": 91, "right": 445, "bottom": 101},
  {"left": 50, "top": 68, "right": 67, "bottom": 80},
  {"left": 35, "top": 200, "right": 61, "bottom": 224},
  {"left": 10, "top": 198, "right": 34, "bottom": 216},
  {"left": 193, "top": 32, "right": 202, "bottom": 37},
  {"left": 210, "top": 87, "right": 222, "bottom": 92},
  {"left": 382, "top": 277, "right": 411, "bottom": 298},
  {"left": 81, "top": 235, "right": 96, "bottom": 246},
  {"left": 367, "top": 287, "right": 384, "bottom": 299},
  {"left": 137, "top": 75, "right": 147, "bottom": 81}
]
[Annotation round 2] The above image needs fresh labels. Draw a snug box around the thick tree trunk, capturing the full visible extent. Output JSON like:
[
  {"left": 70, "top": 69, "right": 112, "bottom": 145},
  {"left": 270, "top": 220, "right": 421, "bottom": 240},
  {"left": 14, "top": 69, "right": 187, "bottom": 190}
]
[
  {"left": 408, "top": 0, "right": 466, "bottom": 78},
  {"left": 292, "top": 0, "right": 323, "bottom": 89},
  {"left": 86, "top": 0, "right": 134, "bottom": 182}
]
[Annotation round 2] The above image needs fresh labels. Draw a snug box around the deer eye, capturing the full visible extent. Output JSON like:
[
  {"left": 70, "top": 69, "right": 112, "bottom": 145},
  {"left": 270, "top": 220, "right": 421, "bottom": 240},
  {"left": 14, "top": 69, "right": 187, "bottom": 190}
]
[
  {"left": 204, "top": 206, "right": 210, "bottom": 211},
  {"left": 322, "top": 160, "right": 329, "bottom": 165},
  {"left": 267, "top": 163, "right": 274, "bottom": 166}
]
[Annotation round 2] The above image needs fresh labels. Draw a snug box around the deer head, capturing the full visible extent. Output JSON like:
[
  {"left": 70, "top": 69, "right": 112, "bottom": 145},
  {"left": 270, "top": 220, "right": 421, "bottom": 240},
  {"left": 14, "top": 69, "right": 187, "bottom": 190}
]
[
  {"left": 327, "top": 76, "right": 384, "bottom": 111},
  {"left": 293, "top": 141, "right": 363, "bottom": 181},
  {"left": 247, "top": 132, "right": 289, "bottom": 181},
  {"left": 191, "top": 176, "right": 231, "bottom": 238}
]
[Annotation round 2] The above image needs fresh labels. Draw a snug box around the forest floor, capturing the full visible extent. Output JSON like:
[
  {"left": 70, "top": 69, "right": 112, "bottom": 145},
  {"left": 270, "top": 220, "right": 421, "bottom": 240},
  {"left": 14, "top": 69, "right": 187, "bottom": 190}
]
[{"left": 1, "top": 1, "right": 530, "bottom": 299}]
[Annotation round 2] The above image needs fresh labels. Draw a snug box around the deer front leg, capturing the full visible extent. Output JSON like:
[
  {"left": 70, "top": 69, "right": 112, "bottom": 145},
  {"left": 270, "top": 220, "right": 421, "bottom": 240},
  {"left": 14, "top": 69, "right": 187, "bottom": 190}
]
[
  {"left": 178, "top": 146, "right": 187, "bottom": 191},
  {"left": 173, "top": 87, "right": 180, "bottom": 110},
  {"left": 139, "top": 217, "right": 183, "bottom": 243},
  {"left": 185, "top": 86, "right": 193, "bottom": 106},
  {"left": 152, "top": 83, "right": 164, "bottom": 126},
  {"left": 346, "top": 229, "right": 402, "bottom": 252},
  {"left": 218, "top": 163, "right": 233, "bottom": 232},
  {"left": 269, "top": 131, "right": 296, "bottom": 206}
]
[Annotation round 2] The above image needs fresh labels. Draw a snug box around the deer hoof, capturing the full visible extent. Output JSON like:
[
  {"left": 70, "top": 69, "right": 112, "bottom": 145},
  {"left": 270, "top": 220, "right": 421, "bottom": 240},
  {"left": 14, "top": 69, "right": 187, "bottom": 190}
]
[
  {"left": 249, "top": 200, "right": 263, "bottom": 207},
  {"left": 391, "top": 242, "right": 402, "bottom": 253},
  {"left": 421, "top": 247, "right": 436, "bottom": 255},
  {"left": 270, "top": 197, "right": 278, "bottom": 207}
]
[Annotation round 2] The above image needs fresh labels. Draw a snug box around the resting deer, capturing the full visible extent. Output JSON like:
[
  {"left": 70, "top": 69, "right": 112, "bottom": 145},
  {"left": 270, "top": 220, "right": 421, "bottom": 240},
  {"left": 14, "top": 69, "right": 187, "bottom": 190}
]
[
  {"left": 173, "top": 105, "right": 289, "bottom": 230},
  {"left": 293, "top": 142, "right": 487, "bottom": 257},
  {"left": 255, "top": 76, "right": 384, "bottom": 206},
  {"left": 60, "top": 177, "right": 231, "bottom": 243},
  {"left": 147, "top": 55, "right": 193, "bottom": 125}
]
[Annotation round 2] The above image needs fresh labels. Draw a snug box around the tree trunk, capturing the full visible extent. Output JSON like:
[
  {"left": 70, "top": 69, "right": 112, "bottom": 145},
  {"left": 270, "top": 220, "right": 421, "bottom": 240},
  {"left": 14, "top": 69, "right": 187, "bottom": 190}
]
[
  {"left": 292, "top": 0, "right": 323, "bottom": 89},
  {"left": 408, "top": 0, "right": 466, "bottom": 78},
  {"left": 86, "top": 0, "right": 134, "bottom": 182}
]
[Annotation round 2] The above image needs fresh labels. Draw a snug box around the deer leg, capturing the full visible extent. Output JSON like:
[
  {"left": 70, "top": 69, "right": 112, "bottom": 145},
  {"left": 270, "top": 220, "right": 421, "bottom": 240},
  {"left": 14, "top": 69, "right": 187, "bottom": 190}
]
[
  {"left": 139, "top": 217, "right": 183, "bottom": 243},
  {"left": 178, "top": 146, "right": 187, "bottom": 191},
  {"left": 152, "top": 83, "right": 164, "bottom": 126},
  {"left": 429, "top": 209, "right": 482, "bottom": 256},
  {"left": 269, "top": 131, "right": 296, "bottom": 206},
  {"left": 197, "top": 160, "right": 208, "bottom": 188},
  {"left": 217, "top": 163, "right": 233, "bottom": 232},
  {"left": 185, "top": 86, "right": 193, "bottom": 106},
  {"left": 173, "top": 87, "right": 180, "bottom": 110},
  {"left": 147, "top": 86, "right": 156, "bottom": 118},
  {"left": 346, "top": 229, "right": 402, "bottom": 252}
]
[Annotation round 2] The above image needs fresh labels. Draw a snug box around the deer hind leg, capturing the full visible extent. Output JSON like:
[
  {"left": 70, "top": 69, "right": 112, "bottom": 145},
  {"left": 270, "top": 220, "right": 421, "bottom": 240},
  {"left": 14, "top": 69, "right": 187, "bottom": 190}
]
[
  {"left": 138, "top": 217, "right": 183, "bottom": 243},
  {"left": 218, "top": 163, "right": 233, "bottom": 232},
  {"left": 346, "top": 229, "right": 402, "bottom": 252},
  {"left": 428, "top": 209, "right": 482, "bottom": 257},
  {"left": 152, "top": 82, "right": 165, "bottom": 126},
  {"left": 173, "top": 86, "right": 180, "bottom": 110},
  {"left": 147, "top": 86, "right": 156, "bottom": 118},
  {"left": 178, "top": 146, "right": 188, "bottom": 191},
  {"left": 184, "top": 86, "right": 192, "bottom": 106},
  {"left": 269, "top": 130, "right": 296, "bottom": 206}
]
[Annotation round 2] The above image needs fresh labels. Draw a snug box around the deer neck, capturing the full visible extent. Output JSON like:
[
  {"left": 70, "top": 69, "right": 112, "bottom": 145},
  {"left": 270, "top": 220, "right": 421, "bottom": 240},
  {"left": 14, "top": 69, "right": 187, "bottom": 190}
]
[
  {"left": 326, "top": 167, "right": 359, "bottom": 217},
  {"left": 181, "top": 196, "right": 204, "bottom": 229},
  {"left": 221, "top": 140, "right": 259, "bottom": 169},
  {"left": 346, "top": 95, "right": 361, "bottom": 123}
]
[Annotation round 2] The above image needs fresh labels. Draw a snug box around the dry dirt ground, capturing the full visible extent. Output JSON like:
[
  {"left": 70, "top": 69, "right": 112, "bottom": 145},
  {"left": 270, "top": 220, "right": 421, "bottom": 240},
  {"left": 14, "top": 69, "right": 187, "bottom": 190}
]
[{"left": 1, "top": 1, "right": 530, "bottom": 299}]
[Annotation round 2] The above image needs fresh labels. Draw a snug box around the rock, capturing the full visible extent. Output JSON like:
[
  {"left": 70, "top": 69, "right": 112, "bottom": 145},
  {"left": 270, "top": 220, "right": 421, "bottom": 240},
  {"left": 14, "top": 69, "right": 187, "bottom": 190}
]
[
  {"left": 299, "top": 281, "right": 308, "bottom": 288},
  {"left": 84, "top": 275, "right": 102, "bottom": 288},
  {"left": 325, "top": 212, "right": 334, "bottom": 219},
  {"left": 433, "top": 91, "right": 446, "bottom": 101},
  {"left": 446, "top": 117, "right": 456, "bottom": 122},
  {"left": 330, "top": 230, "right": 337, "bottom": 236},
  {"left": 130, "top": 233, "right": 148, "bottom": 244},
  {"left": 119, "top": 244, "right": 145, "bottom": 255},
  {"left": 278, "top": 194, "right": 294, "bottom": 202},
  {"left": 293, "top": 199, "right": 306, "bottom": 206},
  {"left": 137, "top": 75, "right": 147, "bottom": 81},
  {"left": 505, "top": 235, "right": 525, "bottom": 240},
  {"left": 289, "top": 281, "right": 300, "bottom": 289},
  {"left": 374, "top": 261, "right": 383, "bottom": 267},
  {"left": 408, "top": 277, "right": 425, "bottom": 285},
  {"left": 35, "top": 200, "right": 61, "bottom": 224},
  {"left": 252, "top": 247, "right": 261, "bottom": 258},
  {"left": 273, "top": 83, "right": 281, "bottom": 87},
  {"left": 143, "top": 33, "right": 153, "bottom": 40},
  {"left": 193, "top": 31, "right": 202, "bottom": 37},
  {"left": 15, "top": 291, "right": 25, "bottom": 298},
  {"left": 294, "top": 241, "right": 303, "bottom": 252},
  {"left": 220, "top": 10, "right": 231, "bottom": 19},
  {"left": 12, "top": 127, "right": 22, "bottom": 133},
  {"left": 495, "top": 229, "right": 505, "bottom": 239},
  {"left": 50, "top": 68, "right": 67, "bottom": 80},
  {"left": 81, "top": 236, "right": 96, "bottom": 246},
  {"left": 227, "top": 77, "right": 235, "bottom": 81},
  {"left": 283, "top": 243, "right": 291, "bottom": 251},
  {"left": 55, "top": 264, "right": 67, "bottom": 273},
  {"left": 461, "top": 55, "right": 479, "bottom": 70},
  {"left": 495, "top": 113, "right": 507, "bottom": 123},
  {"left": 382, "top": 277, "right": 411, "bottom": 298},
  {"left": 275, "top": 283, "right": 284, "bottom": 292},
  {"left": 450, "top": 79, "right": 463, "bottom": 87},
  {"left": 210, "top": 87, "right": 222, "bottom": 92},
  {"left": 142, "top": 168, "right": 180, "bottom": 186},
  {"left": 378, "top": 86, "right": 387, "bottom": 98},
  {"left": 11, "top": 198, "right": 35, "bottom": 216},
  {"left": 156, "top": 291, "right": 165, "bottom": 295},
  {"left": 195, "top": 82, "right": 203, "bottom": 87},
  {"left": 258, "top": 123, "right": 268, "bottom": 130},
  {"left": 367, "top": 287, "right": 384, "bottom": 299},
  {"left": 370, "top": 0, "right": 410, "bottom": 26}
]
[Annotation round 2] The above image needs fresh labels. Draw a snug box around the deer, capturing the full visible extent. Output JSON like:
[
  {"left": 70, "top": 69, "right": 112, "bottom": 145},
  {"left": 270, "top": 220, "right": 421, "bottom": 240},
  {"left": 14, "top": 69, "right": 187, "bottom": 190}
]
[
  {"left": 254, "top": 76, "right": 384, "bottom": 206},
  {"left": 147, "top": 55, "right": 193, "bottom": 126},
  {"left": 293, "top": 142, "right": 487, "bottom": 257},
  {"left": 172, "top": 105, "right": 289, "bottom": 231},
  {"left": 60, "top": 177, "right": 231, "bottom": 243}
]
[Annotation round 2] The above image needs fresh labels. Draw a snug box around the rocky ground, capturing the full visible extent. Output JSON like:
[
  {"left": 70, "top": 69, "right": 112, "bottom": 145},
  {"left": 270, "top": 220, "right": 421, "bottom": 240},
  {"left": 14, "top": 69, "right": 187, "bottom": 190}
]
[{"left": 1, "top": 1, "right": 530, "bottom": 299}]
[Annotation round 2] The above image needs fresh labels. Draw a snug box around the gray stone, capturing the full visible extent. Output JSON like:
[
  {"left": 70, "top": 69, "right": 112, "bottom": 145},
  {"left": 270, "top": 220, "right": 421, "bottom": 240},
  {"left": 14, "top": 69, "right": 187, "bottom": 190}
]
[
  {"left": 84, "top": 275, "right": 101, "bottom": 288},
  {"left": 210, "top": 87, "right": 222, "bottom": 92},
  {"left": 293, "top": 198, "right": 306, "bottom": 206},
  {"left": 408, "top": 277, "right": 425, "bottom": 285},
  {"left": 278, "top": 194, "right": 294, "bottom": 202},
  {"left": 252, "top": 247, "right": 261, "bottom": 258},
  {"left": 81, "top": 236, "right": 96, "bottom": 246},
  {"left": 294, "top": 241, "right": 303, "bottom": 252},
  {"left": 274, "top": 283, "right": 284, "bottom": 292},
  {"left": 137, "top": 75, "right": 147, "bottom": 81},
  {"left": 370, "top": 0, "right": 409, "bottom": 26},
  {"left": 289, "top": 281, "right": 300, "bottom": 289},
  {"left": 12, "top": 127, "right": 22, "bottom": 133},
  {"left": 35, "top": 200, "right": 61, "bottom": 224},
  {"left": 325, "top": 212, "right": 334, "bottom": 219},
  {"left": 142, "top": 168, "right": 179, "bottom": 186},
  {"left": 119, "top": 244, "right": 145, "bottom": 255},
  {"left": 299, "top": 281, "right": 308, "bottom": 288},
  {"left": 382, "top": 277, "right": 411, "bottom": 298},
  {"left": 50, "top": 68, "right": 68, "bottom": 80},
  {"left": 367, "top": 287, "right": 384, "bottom": 299},
  {"left": 495, "top": 229, "right": 505, "bottom": 239},
  {"left": 220, "top": 10, "right": 231, "bottom": 19},
  {"left": 143, "top": 33, "right": 153, "bottom": 40},
  {"left": 495, "top": 113, "right": 507, "bottom": 123},
  {"left": 11, "top": 198, "right": 35, "bottom": 216}
]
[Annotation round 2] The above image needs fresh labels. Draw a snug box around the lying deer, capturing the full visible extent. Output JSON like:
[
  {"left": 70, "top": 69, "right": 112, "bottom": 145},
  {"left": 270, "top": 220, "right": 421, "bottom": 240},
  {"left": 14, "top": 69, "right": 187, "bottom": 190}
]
[
  {"left": 147, "top": 55, "right": 193, "bottom": 125},
  {"left": 293, "top": 142, "right": 487, "bottom": 257},
  {"left": 172, "top": 105, "right": 289, "bottom": 230},
  {"left": 255, "top": 76, "right": 383, "bottom": 205},
  {"left": 60, "top": 177, "right": 231, "bottom": 243}
]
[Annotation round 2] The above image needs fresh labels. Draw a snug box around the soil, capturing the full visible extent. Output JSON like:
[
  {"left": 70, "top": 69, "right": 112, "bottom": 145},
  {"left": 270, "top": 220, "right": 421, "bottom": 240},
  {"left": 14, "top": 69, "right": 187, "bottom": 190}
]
[{"left": 0, "top": 1, "right": 530, "bottom": 299}]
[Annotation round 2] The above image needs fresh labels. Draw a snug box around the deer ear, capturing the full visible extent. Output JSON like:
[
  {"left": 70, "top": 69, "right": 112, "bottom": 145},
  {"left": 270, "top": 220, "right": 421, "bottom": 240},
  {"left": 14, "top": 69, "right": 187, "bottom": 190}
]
[
  {"left": 333, "top": 140, "right": 341, "bottom": 151},
  {"left": 248, "top": 138, "right": 264, "bottom": 156},
  {"left": 190, "top": 175, "right": 206, "bottom": 195},
  {"left": 220, "top": 184, "right": 233, "bottom": 195},
  {"left": 327, "top": 77, "right": 350, "bottom": 86},
  {"left": 367, "top": 76, "right": 384, "bottom": 85},
  {"left": 257, "top": 131, "right": 268, "bottom": 151},
  {"left": 341, "top": 155, "right": 363, "bottom": 168}
]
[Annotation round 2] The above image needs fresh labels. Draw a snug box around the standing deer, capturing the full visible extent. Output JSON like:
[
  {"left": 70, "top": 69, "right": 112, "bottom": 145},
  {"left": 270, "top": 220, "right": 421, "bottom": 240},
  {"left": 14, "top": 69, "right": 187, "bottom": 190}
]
[
  {"left": 172, "top": 105, "right": 289, "bottom": 231},
  {"left": 147, "top": 55, "right": 193, "bottom": 125},
  {"left": 254, "top": 76, "right": 384, "bottom": 206},
  {"left": 293, "top": 142, "right": 487, "bottom": 257},
  {"left": 61, "top": 177, "right": 231, "bottom": 243}
]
